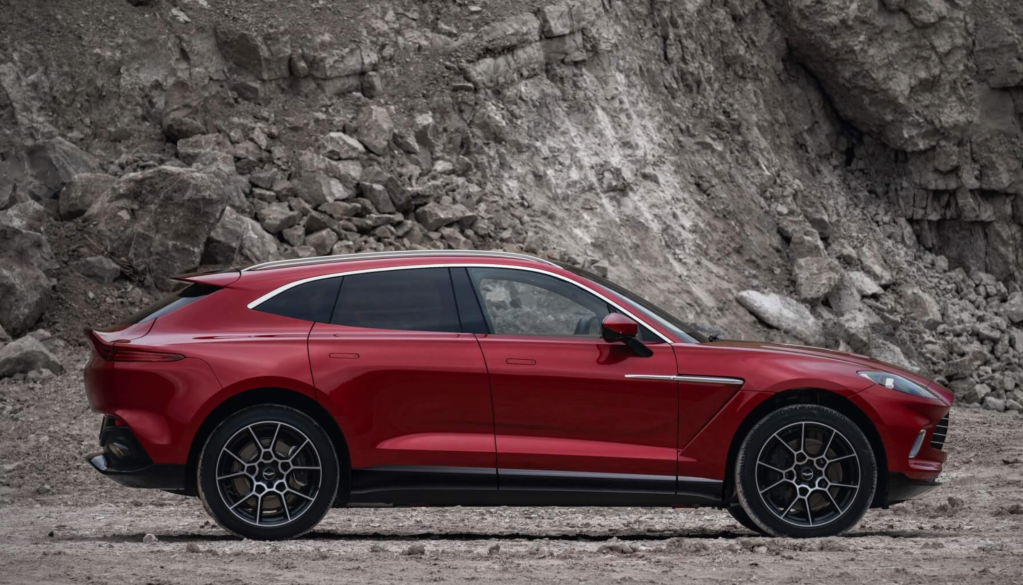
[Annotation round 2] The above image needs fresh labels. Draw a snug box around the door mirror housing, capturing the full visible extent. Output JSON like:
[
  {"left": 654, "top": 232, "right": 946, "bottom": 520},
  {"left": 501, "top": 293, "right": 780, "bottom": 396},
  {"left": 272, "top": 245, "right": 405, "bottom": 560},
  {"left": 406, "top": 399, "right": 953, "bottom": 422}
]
[
  {"left": 601, "top": 314, "right": 653, "bottom": 357},
  {"left": 601, "top": 313, "right": 639, "bottom": 341}
]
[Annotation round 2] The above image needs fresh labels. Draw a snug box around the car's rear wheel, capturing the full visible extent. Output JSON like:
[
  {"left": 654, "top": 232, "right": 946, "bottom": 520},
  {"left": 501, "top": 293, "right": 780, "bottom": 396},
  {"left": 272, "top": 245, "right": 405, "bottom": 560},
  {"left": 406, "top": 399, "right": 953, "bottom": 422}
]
[
  {"left": 197, "top": 405, "right": 339, "bottom": 540},
  {"left": 735, "top": 404, "right": 877, "bottom": 538}
]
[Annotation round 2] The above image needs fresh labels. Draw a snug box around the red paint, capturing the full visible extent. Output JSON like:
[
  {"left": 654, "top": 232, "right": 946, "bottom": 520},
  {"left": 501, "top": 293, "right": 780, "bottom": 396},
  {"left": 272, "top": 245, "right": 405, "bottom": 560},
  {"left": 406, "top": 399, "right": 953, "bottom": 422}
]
[{"left": 83, "top": 253, "right": 951, "bottom": 499}]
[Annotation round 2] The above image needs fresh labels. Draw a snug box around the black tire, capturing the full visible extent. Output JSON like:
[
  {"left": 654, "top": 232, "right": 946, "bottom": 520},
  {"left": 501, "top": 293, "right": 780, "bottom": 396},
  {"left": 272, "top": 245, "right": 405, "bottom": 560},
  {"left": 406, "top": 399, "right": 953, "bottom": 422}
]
[
  {"left": 197, "top": 405, "right": 340, "bottom": 540},
  {"left": 727, "top": 504, "right": 766, "bottom": 534},
  {"left": 734, "top": 404, "right": 877, "bottom": 538}
]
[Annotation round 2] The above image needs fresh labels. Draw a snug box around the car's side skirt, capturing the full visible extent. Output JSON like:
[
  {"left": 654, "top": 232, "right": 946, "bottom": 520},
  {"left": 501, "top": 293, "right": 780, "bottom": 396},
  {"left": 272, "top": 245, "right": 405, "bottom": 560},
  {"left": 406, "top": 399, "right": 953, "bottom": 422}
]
[{"left": 347, "top": 466, "right": 723, "bottom": 507}]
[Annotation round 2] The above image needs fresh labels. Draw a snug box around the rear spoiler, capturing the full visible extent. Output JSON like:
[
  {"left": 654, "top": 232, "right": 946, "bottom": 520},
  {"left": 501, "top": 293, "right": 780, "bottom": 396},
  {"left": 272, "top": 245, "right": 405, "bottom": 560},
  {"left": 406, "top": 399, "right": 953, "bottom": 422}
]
[{"left": 172, "top": 268, "right": 241, "bottom": 287}]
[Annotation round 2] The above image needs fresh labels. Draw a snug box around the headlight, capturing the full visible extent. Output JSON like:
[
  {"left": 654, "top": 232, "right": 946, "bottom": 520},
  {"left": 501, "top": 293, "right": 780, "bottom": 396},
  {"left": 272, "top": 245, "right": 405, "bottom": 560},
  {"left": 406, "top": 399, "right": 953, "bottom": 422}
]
[{"left": 859, "top": 371, "right": 939, "bottom": 400}]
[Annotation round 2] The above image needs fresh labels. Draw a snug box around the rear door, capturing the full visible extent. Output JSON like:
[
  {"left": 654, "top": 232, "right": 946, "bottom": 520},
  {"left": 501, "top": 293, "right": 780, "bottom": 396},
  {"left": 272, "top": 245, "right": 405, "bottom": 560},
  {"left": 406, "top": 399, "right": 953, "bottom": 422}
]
[{"left": 307, "top": 268, "right": 496, "bottom": 499}]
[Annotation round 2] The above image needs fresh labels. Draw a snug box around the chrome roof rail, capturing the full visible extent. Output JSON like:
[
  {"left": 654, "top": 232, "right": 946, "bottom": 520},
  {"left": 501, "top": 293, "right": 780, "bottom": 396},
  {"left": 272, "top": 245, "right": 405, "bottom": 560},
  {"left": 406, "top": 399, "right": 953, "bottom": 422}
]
[{"left": 242, "top": 249, "right": 559, "bottom": 272}]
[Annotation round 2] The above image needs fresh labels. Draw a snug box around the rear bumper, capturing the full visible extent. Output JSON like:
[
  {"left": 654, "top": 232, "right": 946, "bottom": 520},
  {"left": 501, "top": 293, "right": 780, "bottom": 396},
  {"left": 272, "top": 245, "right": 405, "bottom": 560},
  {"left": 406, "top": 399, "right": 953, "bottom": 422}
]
[
  {"left": 87, "top": 453, "right": 187, "bottom": 490},
  {"left": 886, "top": 472, "right": 939, "bottom": 504}
]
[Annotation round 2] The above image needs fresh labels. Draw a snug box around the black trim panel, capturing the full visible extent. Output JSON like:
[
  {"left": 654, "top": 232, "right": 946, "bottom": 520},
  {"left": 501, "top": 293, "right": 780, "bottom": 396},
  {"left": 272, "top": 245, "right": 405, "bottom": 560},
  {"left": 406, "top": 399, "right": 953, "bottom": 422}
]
[
  {"left": 88, "top": 453, "right": 187, "bottom": 490},
  {"left": 348, "top": 465, "right": 722, "bottom": 507},
  {"left": 885, "top": 472, "right": 940, "bottom": 504}
]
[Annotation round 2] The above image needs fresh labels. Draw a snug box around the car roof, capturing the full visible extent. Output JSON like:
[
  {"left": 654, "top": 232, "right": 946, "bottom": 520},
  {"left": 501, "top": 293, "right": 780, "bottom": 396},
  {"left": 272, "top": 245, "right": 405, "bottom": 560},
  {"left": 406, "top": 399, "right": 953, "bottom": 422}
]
[{"left": 242, "top": 250, "right": 559, "bottom": 273}]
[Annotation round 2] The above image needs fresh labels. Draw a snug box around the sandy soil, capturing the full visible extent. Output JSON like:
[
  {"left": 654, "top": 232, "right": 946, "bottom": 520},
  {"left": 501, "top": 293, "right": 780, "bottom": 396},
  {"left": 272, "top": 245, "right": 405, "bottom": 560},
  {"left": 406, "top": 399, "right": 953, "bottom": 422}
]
[{"left": 1, "top": 360, "right": 1022, "bottom": 584}]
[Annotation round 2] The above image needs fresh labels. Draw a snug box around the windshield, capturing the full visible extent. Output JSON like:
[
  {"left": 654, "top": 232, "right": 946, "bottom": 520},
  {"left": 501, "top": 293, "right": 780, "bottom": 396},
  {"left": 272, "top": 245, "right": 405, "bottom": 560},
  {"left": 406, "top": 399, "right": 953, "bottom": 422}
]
[{"left": 554, "top": 262, "right": 709, "bottom": 343}]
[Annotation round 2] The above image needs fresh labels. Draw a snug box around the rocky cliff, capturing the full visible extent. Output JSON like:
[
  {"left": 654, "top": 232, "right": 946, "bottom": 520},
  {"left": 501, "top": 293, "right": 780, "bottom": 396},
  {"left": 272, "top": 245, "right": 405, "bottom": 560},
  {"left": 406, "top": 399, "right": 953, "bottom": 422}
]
[{"left": 1, "top": 0, "right": 1022, "bottom": 412}]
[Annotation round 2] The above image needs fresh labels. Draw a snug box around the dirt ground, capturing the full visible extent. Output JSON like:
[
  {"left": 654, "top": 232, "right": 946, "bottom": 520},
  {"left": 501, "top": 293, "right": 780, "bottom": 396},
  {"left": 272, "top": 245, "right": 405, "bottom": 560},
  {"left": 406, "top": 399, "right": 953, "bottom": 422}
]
[{"left": 1, "top": 357, "right": 1023, "bottom": 584}]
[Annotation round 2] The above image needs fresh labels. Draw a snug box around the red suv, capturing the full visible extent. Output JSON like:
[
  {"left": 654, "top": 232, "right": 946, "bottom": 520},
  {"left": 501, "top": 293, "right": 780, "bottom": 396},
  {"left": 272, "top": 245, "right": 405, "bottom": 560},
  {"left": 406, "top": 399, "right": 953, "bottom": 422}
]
[{"left": 85, "top": 251, "right": 952, "bottom": 540}]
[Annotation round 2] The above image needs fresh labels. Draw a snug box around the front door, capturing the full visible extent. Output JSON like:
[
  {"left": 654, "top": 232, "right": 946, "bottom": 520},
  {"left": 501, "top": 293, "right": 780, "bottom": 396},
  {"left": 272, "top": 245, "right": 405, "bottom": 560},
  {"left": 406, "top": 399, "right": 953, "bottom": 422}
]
[{"left": 466, "top": 267, "right": 680, "bottom": 493}]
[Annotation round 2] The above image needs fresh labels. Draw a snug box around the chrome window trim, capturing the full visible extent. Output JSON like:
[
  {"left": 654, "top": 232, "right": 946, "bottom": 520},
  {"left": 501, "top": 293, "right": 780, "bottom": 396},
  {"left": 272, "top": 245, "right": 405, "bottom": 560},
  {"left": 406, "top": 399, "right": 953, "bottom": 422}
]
[
  {"left": 625, "top": 374, "right": 744, "bottom": 385},
  {"left": 246, "top": 263, "right": 675, "bottom": 344},
  {"left": 243, "top": 250, "right": 559, "bottom": 272}
]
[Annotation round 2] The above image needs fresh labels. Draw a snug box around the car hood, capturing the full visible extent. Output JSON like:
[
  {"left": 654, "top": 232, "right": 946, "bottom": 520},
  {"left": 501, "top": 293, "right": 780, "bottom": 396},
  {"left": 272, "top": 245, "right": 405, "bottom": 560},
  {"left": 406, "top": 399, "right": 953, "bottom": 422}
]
[{"left": 703, "top": 339, "right": 932, "bottom": 383}]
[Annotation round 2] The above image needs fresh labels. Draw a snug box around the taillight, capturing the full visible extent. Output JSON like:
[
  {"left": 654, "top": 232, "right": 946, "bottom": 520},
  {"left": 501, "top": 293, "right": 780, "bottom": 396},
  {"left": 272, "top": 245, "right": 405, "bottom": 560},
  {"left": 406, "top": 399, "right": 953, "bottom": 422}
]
[{"left": 86, "top": 330, "right": 184, "bottom": 363}]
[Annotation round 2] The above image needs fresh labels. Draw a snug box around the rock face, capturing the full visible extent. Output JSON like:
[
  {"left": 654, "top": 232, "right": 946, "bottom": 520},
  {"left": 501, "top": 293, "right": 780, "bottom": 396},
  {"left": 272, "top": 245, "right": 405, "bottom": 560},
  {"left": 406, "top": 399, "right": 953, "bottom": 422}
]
[
  {"left": 736, "top": 291, "right": 824, "bottom": 345},
  {"left": 84, "top": 167, "right": 235, "bottom": 289},
  {"left": 2, "top": 0, "right": 1023, "bottom": 415},
  {"left": 0, "top": 335, "right": 64, "bottom": 379},
  {"left": 74, "top": 256, "right": 121, "bottom": 284}
]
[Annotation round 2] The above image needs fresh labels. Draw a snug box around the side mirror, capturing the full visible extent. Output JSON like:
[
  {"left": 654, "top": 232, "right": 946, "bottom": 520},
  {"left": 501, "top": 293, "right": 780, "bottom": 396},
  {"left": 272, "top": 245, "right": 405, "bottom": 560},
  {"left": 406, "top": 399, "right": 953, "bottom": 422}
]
[
  {"left": 601, "top": 314, "right": 653, "bottom": 358},
  {"left": 601, "top": 313, "right": 639, "bottom": 341}
]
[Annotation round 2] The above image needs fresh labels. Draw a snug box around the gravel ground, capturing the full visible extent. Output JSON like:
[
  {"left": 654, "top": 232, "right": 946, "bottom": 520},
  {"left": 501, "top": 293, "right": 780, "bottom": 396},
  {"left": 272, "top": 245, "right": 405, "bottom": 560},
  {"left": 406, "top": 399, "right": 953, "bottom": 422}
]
[{"left": 1, "top": 359, "right": 1023, "bottom": 584}]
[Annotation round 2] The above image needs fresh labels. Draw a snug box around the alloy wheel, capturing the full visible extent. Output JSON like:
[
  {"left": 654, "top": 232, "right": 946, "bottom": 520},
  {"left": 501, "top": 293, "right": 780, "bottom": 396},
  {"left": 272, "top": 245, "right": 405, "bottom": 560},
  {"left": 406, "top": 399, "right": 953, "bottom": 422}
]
[
  {"left": 754, "top": 421, "right": 861, "bottom": 528},
  {"left": 215, "top": 421, "right": 323, "bottom": 527}
]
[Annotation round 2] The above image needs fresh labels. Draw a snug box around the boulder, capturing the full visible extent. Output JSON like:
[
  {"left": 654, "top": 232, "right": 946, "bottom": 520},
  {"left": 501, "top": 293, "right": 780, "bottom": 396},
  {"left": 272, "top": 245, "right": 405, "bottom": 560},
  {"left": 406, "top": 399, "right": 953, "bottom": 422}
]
[
  {"left": 215, "top": 28, "right": 288, "bottom": 81},
  {"left": 826, "top": 274, "right": 862, "bottom": 315},
  {"left": 901, "top": 286, "right": 943, "bottom": 330},
  {"left": 177, "top": 134, "right": 232, "bottom": 166},
  {"left": 322, "top": 132, "right": 366, "bottom": 160},
  {"left": 846, "top": 271, "right": 884, "bottom": 297},
  {"left": 858, "top": 245, "right": 894, "bottom": 287},
  {"left": 736, "top": 290, "right": 824, "bottom": 345},
  {"left": 1004, "top": 291, "right": 1023, "bottom": 324},
  {"left": 473, "top": 13, "right": 541, "bottom": 52},
  {"left": 202, "top": 207, "right": 279, "bottom": 266},
  {"left": 294, "top": 173, "right": 349, "bottom": 207},
  {"left": 982, "top": 395, "right": 1006, "bottom": 412},
  {"left": 162, "top": 80, "right": 206, "bottom": 140},
  {"left": 59, "top": 173, "right": 114, "bottom": 220},
  {"left": 0, "top": 335, "right": 63, "bottom": 379},
  {"left": 358, "top": 182, "right": 396, "bottom": 214},
  {"left": 792, "top": 256, "right": 842, "bottom": 301},
  {"left": 305, "top": 229, "right": 339, "bottom": 255},
  {"left": 83, "top": 166, "right": 237, "bottom": 290},
  {"left": 0, "top": 225, "right": 57, "bottom": 337},
  {"left": 256, "top": 205, "right": 303, "bottom": 234},
  {"left": 0, "top": 200, "right": 44, "bottom": 232},
  {"left": 869, "top": 339, "right": 916, "bottom": 372},
  {"left": 838, "top": 309, "right": 881, "bottom": 353},
  {"left": 74, "top": 256, "right": 121, "bottom": 284},
  {"left": 353, "top": 105, "right": 394, "bottom": 155},
  {"left": 26, "top": 138, "right": 100, "bottom": 200},
  {"left": 415, "top": 201, "right": 474, "bottom": 231}
]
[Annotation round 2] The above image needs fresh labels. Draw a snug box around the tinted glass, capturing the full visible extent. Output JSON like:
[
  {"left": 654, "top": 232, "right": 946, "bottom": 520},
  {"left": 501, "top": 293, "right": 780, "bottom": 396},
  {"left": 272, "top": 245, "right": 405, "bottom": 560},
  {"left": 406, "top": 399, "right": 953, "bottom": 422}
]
[
  {"left": 332, "top": 268, "right": 460, "bottom": 332},
  {"left": 255, "top": 277, "right": 342, "bottom": 323},
  {"left": 553, "top": 261, "right": 706, "bottom": 343},
  {"left": 468, "top": 268, "right": 609, "bottom": 337},
  {"left": 118, "top": 283, "right": 220, "bottom": 326}
]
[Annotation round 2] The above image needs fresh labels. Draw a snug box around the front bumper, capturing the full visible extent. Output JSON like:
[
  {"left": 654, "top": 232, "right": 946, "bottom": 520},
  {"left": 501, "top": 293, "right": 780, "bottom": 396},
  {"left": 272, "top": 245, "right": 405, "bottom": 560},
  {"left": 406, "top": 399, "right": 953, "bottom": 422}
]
[{"left": 886, "top": 472, "right": 940, "bottom": 504}]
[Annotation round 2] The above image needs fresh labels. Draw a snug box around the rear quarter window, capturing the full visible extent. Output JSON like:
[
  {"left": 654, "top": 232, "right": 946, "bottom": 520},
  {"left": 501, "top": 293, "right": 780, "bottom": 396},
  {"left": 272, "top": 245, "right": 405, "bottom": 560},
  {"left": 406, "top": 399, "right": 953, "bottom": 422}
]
[{"left": 253, "top": 277, "right": 342, "bottom": 323}]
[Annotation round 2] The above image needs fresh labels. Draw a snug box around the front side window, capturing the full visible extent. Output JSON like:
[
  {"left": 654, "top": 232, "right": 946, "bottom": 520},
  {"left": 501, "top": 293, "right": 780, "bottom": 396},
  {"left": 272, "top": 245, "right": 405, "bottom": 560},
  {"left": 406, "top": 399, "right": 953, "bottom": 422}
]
[
  {"left": 332, "top": 268, "right": 461, "bottom": 332},
  {"left": 467, "top": 268, "right": 609, "bottom": 337}
]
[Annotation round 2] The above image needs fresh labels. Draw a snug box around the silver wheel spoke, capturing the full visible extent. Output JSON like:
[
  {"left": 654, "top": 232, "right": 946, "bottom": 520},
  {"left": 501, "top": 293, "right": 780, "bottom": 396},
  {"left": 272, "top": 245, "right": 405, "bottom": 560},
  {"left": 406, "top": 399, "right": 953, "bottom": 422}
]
[
  {"left": 828, "top": 454, "right": 856, "bottom": 463},
  {"left": 229, "top": 492, "right": 255, "bottom": 511},
  {"left": 824, "top": 489, "right": 845, "bottom": 514},
  {"left": 822, "top": 429, "right": 836, "bottom": 458},
  {"left": 800, "top": 423, "right": 806, "bottom": 453},
  {"left": 806, "top": 498, "right": 814, "bottom": 526},
  {"left": 290, "top": 465, "right": 321, "bottom": 471},
  {"left": 772, "top": 433, "right": 797, "bottom": 455},
  {"left": 217, "top": 471, "right": 248, "bottom": 481},
  {"left": 780, "top": 495, "right": 798, "bottom": 518},
  {"left": 830, "top": 482, "right": 858, "bottom": 489},
  {"left": 286, "top": 488, "right": 315, "bottom": 502},
  {"left": 759, "top": 478, "right": 786, "bottom": 494},
  {"left": 224, "top": 449, "right": 251, "bottom": 466},
  {"left": 269, "top": 423, "right": 282, "bottom": 458},
  {"left": 758, "top": 461, "right": 787, "bottom": 474},
  {"left": 281, "top": 492, "right": 291, "bottom": 522},
  {"left": 247, "top": 425, "right": 263, "bottom": 450},
  {"left": 289, "top": 439, "right": 310, "bottom": 461},
  {"left": 255, "top": 493, "right": 263, "bottom": 525}
]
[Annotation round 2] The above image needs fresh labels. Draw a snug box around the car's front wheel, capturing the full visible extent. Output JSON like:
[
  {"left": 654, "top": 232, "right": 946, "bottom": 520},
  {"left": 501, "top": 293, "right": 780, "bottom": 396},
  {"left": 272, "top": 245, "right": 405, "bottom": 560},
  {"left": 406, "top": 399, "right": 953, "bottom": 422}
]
[
  {"left": 197, "top": 405, "right": 339, "bottom": 540},
  {"left": 734, "top": 404, "right": 877, "bottom": 538}
]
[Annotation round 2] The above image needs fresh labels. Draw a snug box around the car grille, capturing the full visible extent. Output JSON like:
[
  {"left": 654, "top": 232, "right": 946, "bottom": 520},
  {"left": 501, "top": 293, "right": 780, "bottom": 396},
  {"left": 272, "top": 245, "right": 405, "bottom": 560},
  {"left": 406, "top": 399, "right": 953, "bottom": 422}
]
[{"left": 931, "top": 413, "right": 949, "bottom": 451}]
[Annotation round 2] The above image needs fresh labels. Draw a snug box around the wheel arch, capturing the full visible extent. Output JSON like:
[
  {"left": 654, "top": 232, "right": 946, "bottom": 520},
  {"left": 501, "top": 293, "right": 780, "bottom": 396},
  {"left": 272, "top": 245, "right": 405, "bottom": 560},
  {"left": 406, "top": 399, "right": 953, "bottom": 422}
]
[
  {"left": 722, "top": 388, "right": 888, "bottom": 508},
  {"left": 184, "top": 387, "right": 351, "bottom": 501}
]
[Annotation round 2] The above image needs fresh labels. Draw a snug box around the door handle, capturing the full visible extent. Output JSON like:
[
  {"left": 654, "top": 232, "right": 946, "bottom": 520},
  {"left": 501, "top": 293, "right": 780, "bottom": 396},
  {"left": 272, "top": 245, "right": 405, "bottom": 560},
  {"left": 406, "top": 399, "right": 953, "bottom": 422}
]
[
  {"left": 329, "top": 353, "right": 360, "bottom": 360},
  {"left": 506, "top": 358, "right": 536, "bottom": 366}
]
